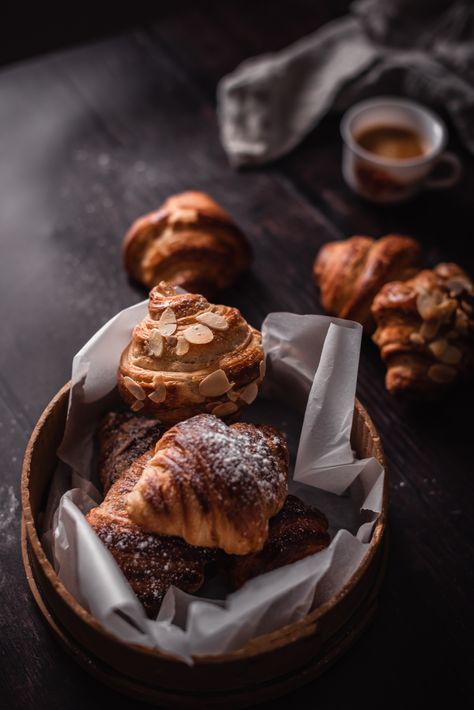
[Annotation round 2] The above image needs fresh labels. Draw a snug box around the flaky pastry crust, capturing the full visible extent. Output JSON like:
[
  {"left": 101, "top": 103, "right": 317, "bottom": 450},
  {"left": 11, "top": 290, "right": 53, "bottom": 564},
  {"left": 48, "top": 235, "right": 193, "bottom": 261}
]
[
  {"left": 126, "top": 414, "right": 289, "bottom": 555},
  {"left": 372, "top": 263, "right": 474, "bottom": 396},
  {"left": 118, "top": 281, "right": 265, "bottom": 423},
  {"left": 123, "top": 191, "right": 252, "bottom": 296},
  {"left": 313, "top": 234, "right": 421, "bottom": 331}
]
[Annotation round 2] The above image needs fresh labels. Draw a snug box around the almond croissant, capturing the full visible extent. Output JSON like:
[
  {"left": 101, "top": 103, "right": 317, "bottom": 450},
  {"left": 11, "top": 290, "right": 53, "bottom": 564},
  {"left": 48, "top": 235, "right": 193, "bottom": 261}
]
[
  {"left": 126, "top": 414, "right": 289, "bottom": 555},
  {"left": 118, "top": 281, "right": 265, "bottom": 423},
  {"left": 371, "top": 263, "right": 474, "bottom": 397},
  {"left": 123, "top": 191, "right": 252, "bottom": 296},
  {"left": 86, "top": 450, "right": 216, "bottom": 617},
  {"left": 313, "top": 234, "right": 422, "bottom": 331}
]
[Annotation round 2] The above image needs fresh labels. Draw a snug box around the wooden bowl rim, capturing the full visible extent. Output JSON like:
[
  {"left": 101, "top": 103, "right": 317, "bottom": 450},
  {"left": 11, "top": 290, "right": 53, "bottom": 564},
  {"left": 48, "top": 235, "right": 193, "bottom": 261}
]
[{"left": 21, "top": 382, "right": 388, "bottom": 664}]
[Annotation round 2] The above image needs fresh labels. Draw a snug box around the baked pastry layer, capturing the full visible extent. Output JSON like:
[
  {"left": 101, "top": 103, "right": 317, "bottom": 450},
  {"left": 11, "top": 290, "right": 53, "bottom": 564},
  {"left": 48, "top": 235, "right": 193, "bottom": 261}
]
[
  {"left": 313, "top": 234, "right": 421, "bottom": 331},
  {"left": 96, "top": 410, "right": 162, "bottom": 493},
  {"left": 228, "top": 494, "right": 330, "bottom": 589},
  {"left": 87, "top": 449, "right": 216, "bottom": 617},
  {"left": 127, "top": 414, "right": 289, "bottom": 555},
  {"left": 123, "top": 191, "right": 252, "bottom": 296},
  {"left": 118, "top": 281, "right": 265, "bottom": 423},
  {"left": 372, "top": 262, "right": 474, "bottom": 396}
]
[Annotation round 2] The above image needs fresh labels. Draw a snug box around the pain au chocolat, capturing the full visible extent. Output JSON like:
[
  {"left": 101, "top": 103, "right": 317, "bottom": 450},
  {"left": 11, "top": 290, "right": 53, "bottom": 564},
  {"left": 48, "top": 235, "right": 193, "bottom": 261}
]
[
  {"left": 118, "top": 281, "right": 265, "bottom": 423},
  {"left": 122, "top": 191, "right": 252, "bottom": 296},
  {"left": 126, "top": 414, "right": 289, "bottom": 555}
]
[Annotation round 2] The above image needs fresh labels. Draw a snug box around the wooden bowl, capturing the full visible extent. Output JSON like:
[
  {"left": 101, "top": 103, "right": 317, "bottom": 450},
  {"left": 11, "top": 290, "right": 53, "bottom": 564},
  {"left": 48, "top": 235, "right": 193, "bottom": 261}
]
[{"left": 21, "top": 383, "right": 388, "bottom": 708}]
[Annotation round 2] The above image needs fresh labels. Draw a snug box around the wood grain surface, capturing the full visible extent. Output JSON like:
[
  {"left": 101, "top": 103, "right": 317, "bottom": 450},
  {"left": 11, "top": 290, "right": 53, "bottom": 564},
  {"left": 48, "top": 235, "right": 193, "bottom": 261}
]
[{"left": 1, "top": 1, "right": 473, "bottom": 707}]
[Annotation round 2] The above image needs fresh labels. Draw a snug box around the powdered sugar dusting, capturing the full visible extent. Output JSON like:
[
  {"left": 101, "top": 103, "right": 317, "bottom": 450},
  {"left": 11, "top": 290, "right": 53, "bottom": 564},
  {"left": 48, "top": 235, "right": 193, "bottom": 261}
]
[{"left": 169, "top": 415, "right": 288, "bottom": 507}]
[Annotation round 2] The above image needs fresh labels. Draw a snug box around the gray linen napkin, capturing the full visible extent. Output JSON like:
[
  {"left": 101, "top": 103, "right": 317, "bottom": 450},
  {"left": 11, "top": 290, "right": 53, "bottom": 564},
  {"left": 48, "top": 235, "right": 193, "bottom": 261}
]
[{"left": 217, "top": 0, "right": 474, "bottom": 166}]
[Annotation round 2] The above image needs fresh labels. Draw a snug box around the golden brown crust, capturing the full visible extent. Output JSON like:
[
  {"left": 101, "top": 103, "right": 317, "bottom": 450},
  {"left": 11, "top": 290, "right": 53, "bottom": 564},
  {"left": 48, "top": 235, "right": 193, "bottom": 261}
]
[
  {"left": 228, "top": 495, "right": 330, "bottom": 589},
  {"left": 118, "top": 281, "right": 265, "bottom": 423},
  {"left": 126, "top": 414, "right": 289, "bottom": 555},
  {"left": 123, "top": 191, "right": 252, "bottom": 296},
  {"left": 313, "top": 234, "right": 422, "bottom": 331},
  {"left": 96, "top": 410, "right": 163, "bottom": 493},
  {"left": 371, "top": 263, "right": 474, "bottom": 397},
  {"left": 86, "top": 450, "right": 216, "bottom": 617}
]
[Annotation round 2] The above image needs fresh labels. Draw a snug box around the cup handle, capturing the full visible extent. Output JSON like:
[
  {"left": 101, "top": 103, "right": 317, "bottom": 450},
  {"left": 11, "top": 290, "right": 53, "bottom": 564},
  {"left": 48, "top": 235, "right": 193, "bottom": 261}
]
[{"left": 425, "top": 151, "right": 462, "bottom": 190}]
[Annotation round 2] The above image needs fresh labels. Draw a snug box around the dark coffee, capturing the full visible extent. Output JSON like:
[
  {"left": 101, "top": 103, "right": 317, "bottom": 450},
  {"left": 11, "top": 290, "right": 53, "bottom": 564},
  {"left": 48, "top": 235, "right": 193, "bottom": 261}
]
[{"left": 354, "top": 125, "right": 426, "bottom": 160}]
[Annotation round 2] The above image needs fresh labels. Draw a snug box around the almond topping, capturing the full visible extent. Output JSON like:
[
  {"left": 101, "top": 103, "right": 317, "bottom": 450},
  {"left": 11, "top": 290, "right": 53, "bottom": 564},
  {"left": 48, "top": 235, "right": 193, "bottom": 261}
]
[
  {"left": 183, "top": 324, "right": 214, "bottom": 344},
  {"left": 199, "top": 369, "right": 232, "bottom": 397},
  {"left": 446, "top": 277, "right": 472, "bottom": 296},
  {"left": 427, "top": 364, "right": 457, "bottom": 384},
  {"left": 227, "top": 388, "right": 239, "bottom": 401},
  {"left": 416, "top": 288, "right": 443, "bottom": 320},
  {"left": 428, "top": 338, "right": 447, "bottom": 359},
  {"left": 439, "top": 345, "right": 462, "bottom": 365},
  {"left": 175, "top": 337, "right": 189, "bottom": 356},
  {"left": 240, "top": 382, "right": 259, "bottom": 404},
  {"left": 158, "top": 307, "right": 177, "bottom": 336},
  {"left": 148, "top": 329, "right": 164, "bottom": 357},
  {"left": 148, "top": 383, "right": 167, "bottom": 403},
  {"left": 420, "top": 320, "right": 440, "bottom": 340},
  {"left": 130, "top": 400, "right": 145, "bottom": 412},
  {"left": 211, "top": 402, "right": 239, "bottom": 417},
  {"left": 196, "top": 311, "right": 229, "bottom": 331},
  {"left": 123, "top": 376, "right": 146, "bottom": 400},
  {"left": 259, "top": 358, "right": 266, "bottom": 379},
  {"left": 409, "top": 332, "right": 425, "bottom": 345},
  {"left": 168, "top": 207, "right": 198, "bottom": 224},
  {"left": 455, "top": 308, "right": 470, "bottom": 333}
]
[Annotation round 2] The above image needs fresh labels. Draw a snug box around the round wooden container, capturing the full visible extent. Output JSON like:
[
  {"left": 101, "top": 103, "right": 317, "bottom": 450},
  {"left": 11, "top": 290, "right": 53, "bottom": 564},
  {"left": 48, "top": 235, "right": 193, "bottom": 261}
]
[{"left": 21, "top": 383, "right": 388, "bottom": 708}]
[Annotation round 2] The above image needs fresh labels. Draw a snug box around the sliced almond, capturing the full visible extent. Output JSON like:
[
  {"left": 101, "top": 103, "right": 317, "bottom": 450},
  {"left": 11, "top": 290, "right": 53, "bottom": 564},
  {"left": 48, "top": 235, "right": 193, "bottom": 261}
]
[
  {"left": 416, "top": 288, "right": 442, "bottom": 320},
  {"left": 196, "top": 311, "right": 229, "bottom": 331},
  {"left": 123, "top": 376, "right": 146, "bottom": 400},
  {"left": 455, "top": 308, "right": 470, "bottom": 333},
  {"left": 175, "top": 337, "right": 189, "bottom": 356},
  {"left": 183, "top": 324, "right": 214, "bottom": 344},
  {"left": 158, "top": 307, "right": 177, "bottom": 336},
  {"left": 239, "top": 382, "right": 259, "bottom": 404},
  {"left": 420, "top": 320, "right": 440, "bottom": 340},
  {"left": 446, "top": 276, "right": 472, "bottom": 296},
  {"left": 409, "top": 332, "right": 425, "bottom": 345},
  {"left": 199, "top": 369, "right": 232, "bottom": 397},
  {"left": 148, "top": 329, "right": 164, "bottom": 357},
  {"left": 428, "top": 338, "right": 447, "bottom": 359},
  {"left": 259, "top": 359, "right": 266, "bottom": 379},
  {"left": 148, "top": 383, "right": 167, "bottom": 403},
  {"left": 168, "top": 207, "right": 198, "bottom": 224},
  {"left": 427, "top": 364, "right": 457, "bottom": 384},
  {"left": 130, "top": 400, "right": 145, "bottom": 412},
  {"left": 439, "top": 345, "right": 462, "bottom": 365},
  {"left": 227, "top": 388, "right": 239, "bottom": 401},
  {"left": 211, "top": 402, "right": 239, "bottom": 417}
]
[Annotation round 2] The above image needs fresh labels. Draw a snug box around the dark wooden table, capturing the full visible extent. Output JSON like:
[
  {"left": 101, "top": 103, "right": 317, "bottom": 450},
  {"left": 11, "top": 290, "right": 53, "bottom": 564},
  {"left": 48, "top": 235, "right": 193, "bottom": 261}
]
[{"left": 1, "top": 1, "right": 473, "bottom": 707}]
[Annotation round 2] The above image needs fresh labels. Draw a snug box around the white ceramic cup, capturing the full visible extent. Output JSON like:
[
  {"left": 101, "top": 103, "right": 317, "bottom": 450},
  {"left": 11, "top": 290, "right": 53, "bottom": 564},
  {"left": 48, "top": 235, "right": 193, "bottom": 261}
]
[{"left": 340, "top": 97, "right": 462, "bottom": 203}]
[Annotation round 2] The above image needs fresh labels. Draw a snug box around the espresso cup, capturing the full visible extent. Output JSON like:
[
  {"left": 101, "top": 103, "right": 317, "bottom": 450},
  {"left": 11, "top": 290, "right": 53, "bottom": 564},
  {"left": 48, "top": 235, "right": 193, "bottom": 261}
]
[{"left": 340, "top": 97, "right": 462, "bottom": 203}]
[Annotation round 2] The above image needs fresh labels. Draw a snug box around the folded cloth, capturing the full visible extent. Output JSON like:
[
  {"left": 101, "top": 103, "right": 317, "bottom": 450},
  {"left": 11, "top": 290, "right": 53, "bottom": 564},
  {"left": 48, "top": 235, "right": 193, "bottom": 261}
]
[{"left": 217, "top": 0, "right": 474, "bottom": 166}]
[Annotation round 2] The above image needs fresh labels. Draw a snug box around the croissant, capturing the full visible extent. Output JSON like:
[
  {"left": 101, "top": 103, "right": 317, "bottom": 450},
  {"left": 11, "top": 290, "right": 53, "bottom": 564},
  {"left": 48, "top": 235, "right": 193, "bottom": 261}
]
[
  {"left": 371, "top": 263, "right": 474, "bottom": 396},
  {"left": 126, "top": 414, "right": 289, "bottom": 555},
  {"left": 97, "top": 410, "right": 162, "bottom": 493},
  {"left": 123, "top": 191, "right": 252, "bottom": 296},
  {"left": 313, "top": 234, "right": 422, "bottom": 331},
  {"left": 118, "top": 281, "right": 265, "bottom": 423},
  {"left": 86, "top": 449, "right": 216, "bottom": 617},
  {"left": 228, "top": 495, "right": 330, "bottom": 589}
]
